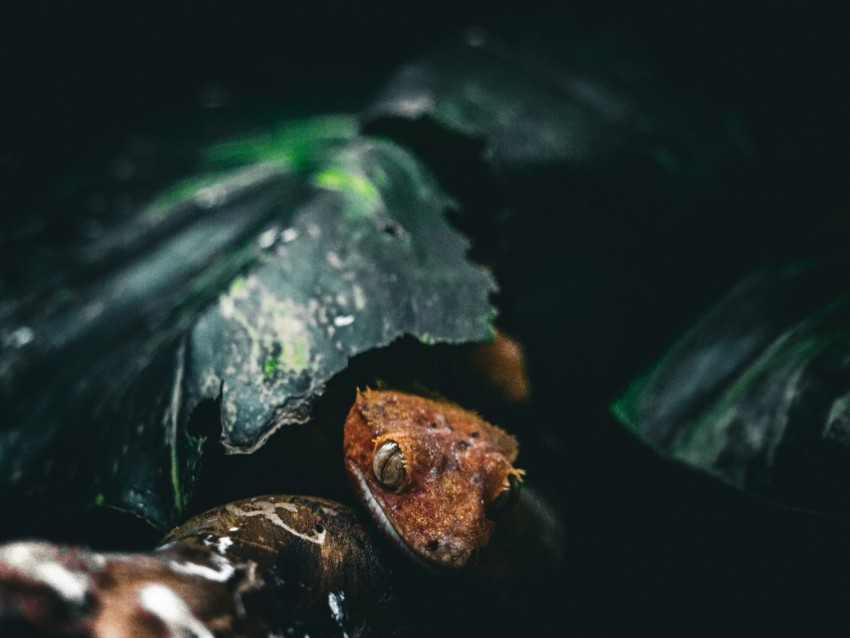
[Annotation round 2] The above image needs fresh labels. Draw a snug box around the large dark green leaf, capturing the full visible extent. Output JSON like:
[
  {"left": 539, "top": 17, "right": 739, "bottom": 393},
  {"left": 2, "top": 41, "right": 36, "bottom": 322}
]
[
  {"left": 182, "top": 137, "right": 497, "bottom": 454},
  {"left": 612, "top": 263, "right": 850, "bottom": 515},
  {"left": 0, "top": 118, "right": 496, "bottom": 528}
]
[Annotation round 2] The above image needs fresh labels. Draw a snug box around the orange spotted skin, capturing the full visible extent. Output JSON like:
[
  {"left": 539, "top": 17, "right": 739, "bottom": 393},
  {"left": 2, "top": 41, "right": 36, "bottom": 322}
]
[{"left": 343, "top": 389, "right": 523, "bottom": 570}]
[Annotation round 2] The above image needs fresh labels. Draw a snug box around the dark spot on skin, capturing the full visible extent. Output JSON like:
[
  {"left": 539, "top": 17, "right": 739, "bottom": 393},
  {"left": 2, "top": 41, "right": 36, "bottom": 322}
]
[
  {"left": 460, "top": 440, "right": 471, "bottom": 449},
  {"left": 429, "top": 422, "right": 439, "bottom": 429},
  {"left": 470, "top": 431, "right": 479, "bottom": 438},
  {"left": 315, "top": 524, "right": 324, "bottom": 534},
  {"left": 427, "top": 540, "right": 439, "bottom": 552}
]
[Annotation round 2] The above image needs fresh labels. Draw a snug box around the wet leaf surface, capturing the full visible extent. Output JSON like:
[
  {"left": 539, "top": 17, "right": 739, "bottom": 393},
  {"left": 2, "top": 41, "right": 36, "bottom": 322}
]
[
  {"left": 0, "top": 121, "right": 496, "bottom": 528},
  {"left": 183, "top": 138, "right": 496, "bottom": 456},
  {"left": 613, "top": 263, "right": 850, "bottom": 515}
]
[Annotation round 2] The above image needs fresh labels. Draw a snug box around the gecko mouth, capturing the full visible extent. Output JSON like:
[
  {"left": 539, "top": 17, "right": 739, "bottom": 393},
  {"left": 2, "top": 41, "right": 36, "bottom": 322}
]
[{"left": 347, "top": 463, "right": 434, "bottom": 571}]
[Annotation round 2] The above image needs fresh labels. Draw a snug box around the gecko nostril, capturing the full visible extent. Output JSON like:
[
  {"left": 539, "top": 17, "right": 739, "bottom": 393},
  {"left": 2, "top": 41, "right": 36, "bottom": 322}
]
[{"left": 426, "top": 540, "right": 439, "bottom": 552}]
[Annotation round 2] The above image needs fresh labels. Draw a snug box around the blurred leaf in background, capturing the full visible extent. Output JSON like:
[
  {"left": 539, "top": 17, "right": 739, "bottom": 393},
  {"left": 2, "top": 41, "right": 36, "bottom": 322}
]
[{"left": 613, "top": 262, "right": 850, "bottom": 517}]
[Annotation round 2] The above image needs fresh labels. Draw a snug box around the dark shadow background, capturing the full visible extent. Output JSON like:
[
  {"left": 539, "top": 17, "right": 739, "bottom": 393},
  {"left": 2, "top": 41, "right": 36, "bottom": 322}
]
[
  {"left": 2, "top": 2, "right": 850, "bottom": 636},
  {"left": 3, "top": 0, "right": 847, "bottom": 219}
]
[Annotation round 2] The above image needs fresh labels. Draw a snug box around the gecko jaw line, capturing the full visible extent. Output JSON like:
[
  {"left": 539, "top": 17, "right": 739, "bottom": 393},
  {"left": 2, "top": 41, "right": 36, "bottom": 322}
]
[{"left": 349, "top": 464, "right": 433, "bottom": 570}]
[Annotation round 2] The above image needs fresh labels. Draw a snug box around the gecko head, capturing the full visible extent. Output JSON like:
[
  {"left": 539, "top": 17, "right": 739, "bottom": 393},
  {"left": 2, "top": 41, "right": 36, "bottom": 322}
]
[{"left": 343, "top": 389, "right": 523, "bottom": 570}]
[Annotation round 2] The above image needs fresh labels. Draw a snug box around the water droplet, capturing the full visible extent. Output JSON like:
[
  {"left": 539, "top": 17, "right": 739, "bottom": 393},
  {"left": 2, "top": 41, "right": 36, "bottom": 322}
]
[
  {"left": 257, "top": 227, "right": 278, "bottom": 249},
  {"left": 333, "top": 315, "right": 355, "bottom": 327},
  {"left": 195, "top": 185, "right": 227, "bottom": 209}
]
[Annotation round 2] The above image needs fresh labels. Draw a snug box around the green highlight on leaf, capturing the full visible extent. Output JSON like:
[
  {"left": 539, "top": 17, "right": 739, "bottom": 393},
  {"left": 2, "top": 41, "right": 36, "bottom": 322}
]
[
  {"left": 229, "top": 276, "right": 247, "bottom": 297},
  {"left": 312, "top": 147, "right": 387, "bottom": 221},
  {"left": 263, "top": 355, "right": 279, "bottom": 378},
  {"left": 314, "top": 167, "right": 380, "bottom": 202},
  {"left": 141, "top": 116, "right": 358, "bottom": 221},
  {"left": 609, "top": 378, "right": 645, "bottom": 435},
  {"left": 205, "top": 115, "right": 359, "bottom": 171},
  {"left": 143, "top": 173, "right": 230, "bottom": 217}
]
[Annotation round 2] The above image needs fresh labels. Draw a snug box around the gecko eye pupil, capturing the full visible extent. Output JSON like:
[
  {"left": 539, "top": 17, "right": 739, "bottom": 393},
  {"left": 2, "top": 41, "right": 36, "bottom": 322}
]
[
  {"left": 373, "top": 441, "right": 406, "bottom": 491},
  {"left": 486, "top": 473, "right": 521, "bottom": 520}
]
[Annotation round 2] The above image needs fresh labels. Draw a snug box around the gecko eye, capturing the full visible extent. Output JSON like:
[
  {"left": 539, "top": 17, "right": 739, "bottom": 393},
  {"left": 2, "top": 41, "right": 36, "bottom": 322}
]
[
  {"left": 486, "top": 473, "right": 521, "bottom": 520},
  {"left": 372, "top": 441, "right": 406, "bottom": 491}
]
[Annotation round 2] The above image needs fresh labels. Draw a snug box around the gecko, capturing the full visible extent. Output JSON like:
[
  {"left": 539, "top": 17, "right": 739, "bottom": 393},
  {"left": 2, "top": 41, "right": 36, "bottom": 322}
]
[{"left": 343, "top": 389, "right": 524, "bottom": 569}]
